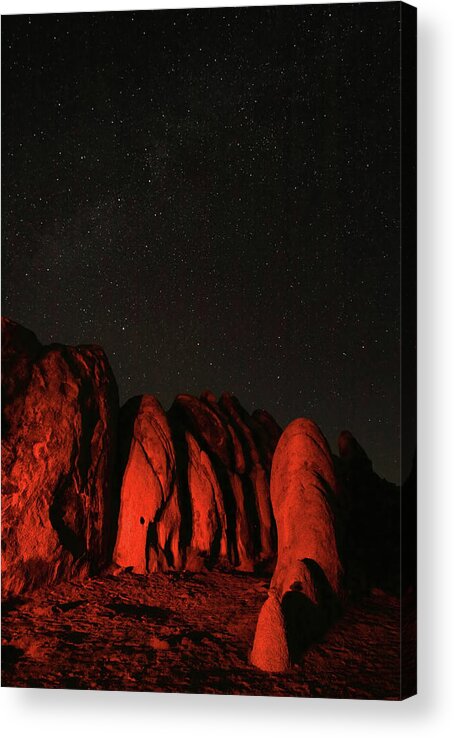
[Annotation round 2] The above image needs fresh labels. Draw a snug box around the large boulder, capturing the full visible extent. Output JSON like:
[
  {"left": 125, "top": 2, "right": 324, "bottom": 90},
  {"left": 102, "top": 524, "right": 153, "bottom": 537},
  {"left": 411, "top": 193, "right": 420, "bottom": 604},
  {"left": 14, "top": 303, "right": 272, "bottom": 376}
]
[
  {"left": 1, "top": 318, "right": 119, "bottom": 598},
  {"left": 251, "top": 418, "right": 343, "bottom": 672},
  {"left": 184, "top": 431, "right": 228, "bottom": 570},
  {"left": 113, "top": 395, "right": 181, "bottom": 573}
]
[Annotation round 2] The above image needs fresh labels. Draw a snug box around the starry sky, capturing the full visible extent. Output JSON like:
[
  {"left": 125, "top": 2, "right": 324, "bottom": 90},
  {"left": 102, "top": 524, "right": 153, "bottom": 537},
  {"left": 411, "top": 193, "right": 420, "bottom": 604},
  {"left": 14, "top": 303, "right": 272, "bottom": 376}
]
[{"left": 2, "top": 3, "right": 402, "bottom": 482}]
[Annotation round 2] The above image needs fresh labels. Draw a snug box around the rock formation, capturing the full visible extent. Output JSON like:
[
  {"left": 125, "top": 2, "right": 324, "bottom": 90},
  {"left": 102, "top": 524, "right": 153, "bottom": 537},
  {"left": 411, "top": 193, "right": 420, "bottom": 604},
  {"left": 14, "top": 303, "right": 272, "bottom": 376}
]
[
  {"left": 112, "top": 391, "right": 281, "bottom": 574},
  {"left": 250, "top": 418, "right": 343, "bottom": 672},
  {"left": 1, "top": 318, "right": 119, "bottom": 598},
  {"left": 1, "top": 317, "right": 283, "bottom": 594},
  {"left": 337, "top": 430, "right": 400, "bottom": 593}
]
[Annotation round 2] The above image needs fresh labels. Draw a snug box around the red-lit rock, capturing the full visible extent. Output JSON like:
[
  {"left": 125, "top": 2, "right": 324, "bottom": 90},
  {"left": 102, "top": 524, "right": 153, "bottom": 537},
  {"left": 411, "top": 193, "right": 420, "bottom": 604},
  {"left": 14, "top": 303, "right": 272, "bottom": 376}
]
[
  {"left": 169, "top": 394, "right": 252, "bottom": 569},
  {"left": 249, "top": 463, "right": 275, "bottom": 562},
  {"left": 185, "top": 431, "right": 228, "bottom": 570},
  {"left": 166, "top": 393, "right": 281, "bottom": 571},
  {"left": 113, "top": 390, "right": 280, "bottom": 575},
  {"left": 1, "top": 318, "right": 118, "bottom": 599},
  {"left": 251, "top": 418, "right": 343, "bottom": 672},
  {"left": 113, "top": 395, "right": 181, "bottom": 573},
  {"left": 218, "top": 393, "right": 277, "bottom": 565}
]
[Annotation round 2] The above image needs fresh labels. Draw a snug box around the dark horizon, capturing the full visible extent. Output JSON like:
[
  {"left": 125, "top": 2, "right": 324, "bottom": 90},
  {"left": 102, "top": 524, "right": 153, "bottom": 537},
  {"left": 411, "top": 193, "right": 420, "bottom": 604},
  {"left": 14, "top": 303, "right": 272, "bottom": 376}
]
[{"left": 2, "top": 3, "right": 402, "bottom": 482}]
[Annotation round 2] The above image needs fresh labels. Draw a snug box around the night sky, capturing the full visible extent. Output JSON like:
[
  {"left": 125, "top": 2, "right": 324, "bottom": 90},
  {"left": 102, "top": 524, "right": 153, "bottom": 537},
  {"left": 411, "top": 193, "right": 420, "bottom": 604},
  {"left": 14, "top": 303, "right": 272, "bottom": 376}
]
[{"left": 2, "top": 3, "right": 402, "bottom": 482}]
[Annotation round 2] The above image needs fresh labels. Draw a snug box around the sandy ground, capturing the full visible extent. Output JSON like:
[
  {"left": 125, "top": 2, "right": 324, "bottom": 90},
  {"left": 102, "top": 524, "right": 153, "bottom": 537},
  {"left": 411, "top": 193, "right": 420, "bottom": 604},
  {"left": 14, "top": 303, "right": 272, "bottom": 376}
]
[{"left": 2, "top": 570, "right": 403, "bottom": 699}]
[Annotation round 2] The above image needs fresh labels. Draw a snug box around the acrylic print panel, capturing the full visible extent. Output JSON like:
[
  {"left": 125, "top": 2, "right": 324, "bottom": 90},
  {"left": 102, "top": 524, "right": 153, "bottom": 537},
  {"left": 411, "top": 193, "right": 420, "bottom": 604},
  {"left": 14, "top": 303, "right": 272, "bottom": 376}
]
[{"left": 1, "top": 2, "right": 416, "bottom": 699}]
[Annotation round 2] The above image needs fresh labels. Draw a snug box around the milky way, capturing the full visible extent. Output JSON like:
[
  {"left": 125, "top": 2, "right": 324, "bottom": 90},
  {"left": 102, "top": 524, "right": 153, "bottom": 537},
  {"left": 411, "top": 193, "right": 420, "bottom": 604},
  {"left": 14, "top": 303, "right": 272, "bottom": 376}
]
[{"left": 2, "top": 3, "right": 403, "bottom": 481}]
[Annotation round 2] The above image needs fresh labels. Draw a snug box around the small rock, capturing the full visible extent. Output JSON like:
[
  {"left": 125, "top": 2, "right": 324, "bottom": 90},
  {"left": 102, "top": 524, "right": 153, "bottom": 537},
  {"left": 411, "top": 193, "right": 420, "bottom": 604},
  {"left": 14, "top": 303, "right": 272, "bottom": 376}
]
[{"left": 149, "top": 636, "right": 171, "bottom": 651}]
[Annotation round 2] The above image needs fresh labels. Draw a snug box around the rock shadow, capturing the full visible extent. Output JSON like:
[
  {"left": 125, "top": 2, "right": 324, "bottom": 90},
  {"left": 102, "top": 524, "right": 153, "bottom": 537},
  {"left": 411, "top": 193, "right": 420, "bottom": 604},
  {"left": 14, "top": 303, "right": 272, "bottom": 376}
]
[
  {"left": 282, "top": 559, "right": 340, "bottom": 664},
  {"left": 104, "top": 602, "right": 171, "bottom": 623}
]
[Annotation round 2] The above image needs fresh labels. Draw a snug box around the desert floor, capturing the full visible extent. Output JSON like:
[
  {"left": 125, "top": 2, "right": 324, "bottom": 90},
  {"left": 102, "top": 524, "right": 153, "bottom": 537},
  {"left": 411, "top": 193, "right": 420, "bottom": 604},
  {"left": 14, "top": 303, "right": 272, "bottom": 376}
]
[{"left": 2, "top": 570, "right": 404, "bottom": 699}]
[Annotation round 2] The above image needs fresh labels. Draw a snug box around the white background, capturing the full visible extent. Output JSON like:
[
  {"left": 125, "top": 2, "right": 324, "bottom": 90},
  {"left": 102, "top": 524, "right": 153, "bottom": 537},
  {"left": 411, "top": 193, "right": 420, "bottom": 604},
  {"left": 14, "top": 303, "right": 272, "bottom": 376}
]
[{"left": 1, "top": 0, "right": 453, "bottom": 735}]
